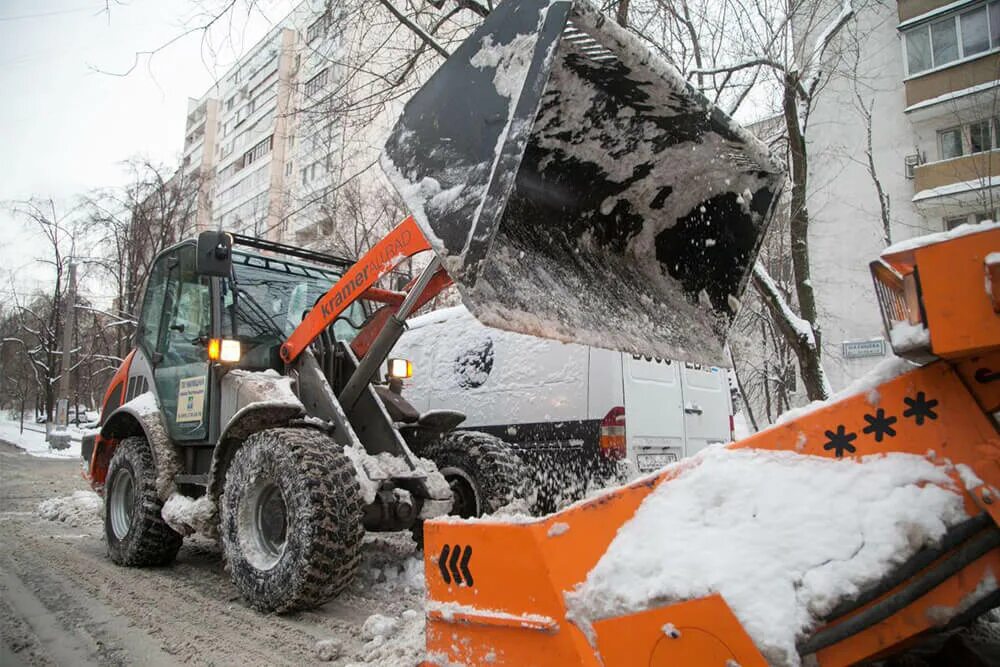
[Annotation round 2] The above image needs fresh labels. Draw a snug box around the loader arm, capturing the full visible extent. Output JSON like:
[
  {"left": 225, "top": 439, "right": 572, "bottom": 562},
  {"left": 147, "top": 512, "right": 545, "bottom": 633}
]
[
  {"left": 279, "top": 215, "right": 435, "bottom": 364},
  {"left": 350, "top": 268, "right": 453, "bottom": 359},
  {"left": 419, "top": 227, "right": 1000, "bottom": 667}
]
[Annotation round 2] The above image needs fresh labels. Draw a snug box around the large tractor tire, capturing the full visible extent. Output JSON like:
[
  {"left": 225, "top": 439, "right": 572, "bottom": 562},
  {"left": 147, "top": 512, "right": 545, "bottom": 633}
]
[
  {"left": 420, "top": 431, "right": 531, "bottom": 518},
  {"left": 220, "top": 427, "right": 364, "bottom": 613},
  {"left": 105, "top": 435, "right": 183, "bottom": 566}
]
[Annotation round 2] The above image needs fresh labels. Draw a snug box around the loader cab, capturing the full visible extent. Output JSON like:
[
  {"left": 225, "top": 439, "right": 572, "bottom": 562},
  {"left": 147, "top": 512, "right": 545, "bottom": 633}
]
[{"left": 135, "top": 237, "right": 364, "bottom": 444}]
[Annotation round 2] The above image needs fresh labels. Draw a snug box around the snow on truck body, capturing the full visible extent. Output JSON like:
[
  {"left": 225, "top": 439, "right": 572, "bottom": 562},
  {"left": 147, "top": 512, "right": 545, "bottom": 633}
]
[{"left": 394, "top": 306, "right": 733, "bottom": 479}]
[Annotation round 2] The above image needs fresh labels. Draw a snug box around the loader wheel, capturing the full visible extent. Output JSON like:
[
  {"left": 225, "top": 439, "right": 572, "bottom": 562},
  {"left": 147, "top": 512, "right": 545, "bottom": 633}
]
[
  {"left": 421, "top": 431, "right": 531, "bottom": 518},
  {"left": 220, "top": 427, "right": 364, "bottom": 613},
  {"left": 105, "top": 436, "right": 183, "bottom": 566}
]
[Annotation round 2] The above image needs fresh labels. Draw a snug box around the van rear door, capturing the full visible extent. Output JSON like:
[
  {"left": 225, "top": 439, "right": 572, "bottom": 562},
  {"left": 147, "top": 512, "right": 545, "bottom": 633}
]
[
  {"left": 680, "top": 363, "right": 732, "bottom": 456},
  {"left": 621, "top": 355, "right": 685, "bottom": 473}
]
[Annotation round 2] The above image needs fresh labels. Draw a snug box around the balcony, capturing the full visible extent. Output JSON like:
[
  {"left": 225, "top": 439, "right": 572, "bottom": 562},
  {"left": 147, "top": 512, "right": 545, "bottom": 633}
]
[
  {"left": 897, "top": 0, "right": 946, "bottom": 23},
  {"left": 904, "top": 51, "right": 1000, "bottom": 107},
  {"left": 913, "top": 149, "right": 1000, "bottom": 194}
]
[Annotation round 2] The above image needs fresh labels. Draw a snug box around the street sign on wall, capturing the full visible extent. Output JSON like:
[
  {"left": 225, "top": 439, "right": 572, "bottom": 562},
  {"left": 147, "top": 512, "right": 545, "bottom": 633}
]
[{"left": 842, "top": 339, "right": 886, "bottom": 359}]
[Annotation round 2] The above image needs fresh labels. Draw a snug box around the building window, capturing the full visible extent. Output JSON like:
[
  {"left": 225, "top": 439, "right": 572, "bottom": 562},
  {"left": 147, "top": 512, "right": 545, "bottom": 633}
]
[
  {"left": 939, "top": 126, "right": 964, "bottom": 159},
  {"left": 906, "top": 25, "right": 932, "bottom": 72},
  {"left": 303, "top": 69, "right": 329, "bottom": 98},
  {"left": 931, "top": 16, "right": 959, "bottom": 64},
  {"left": 904, "top": 1, "right": 1000, "bottom": 76},
  {"left": 970, "top": 119, "right": 991, "bottom": 152},
  {"left": 240, "top": 135, "right": 273, "bottom": 171},
  {"left": 306, "top": 12, "right": 331, "bottom": 43},
  {"left": 944, "top": 215, "right": 969, "bottom": 230},
  {"left": 937, "top": 117, "right": 999, "bottom": 159},
  {"left": 962, "top": 5, "right": 991, "bottom": 54}
]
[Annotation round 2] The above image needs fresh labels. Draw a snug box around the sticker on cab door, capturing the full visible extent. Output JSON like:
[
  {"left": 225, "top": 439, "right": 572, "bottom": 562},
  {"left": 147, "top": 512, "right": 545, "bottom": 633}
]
[{"left": 176, "top": 376, "right": 206, "bottom": 423}]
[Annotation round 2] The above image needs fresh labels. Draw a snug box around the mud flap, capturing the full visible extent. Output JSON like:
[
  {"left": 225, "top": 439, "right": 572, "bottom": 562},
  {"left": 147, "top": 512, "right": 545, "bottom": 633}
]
[{"left": 382, "top": 0, "right": 783, "bottom": 366}]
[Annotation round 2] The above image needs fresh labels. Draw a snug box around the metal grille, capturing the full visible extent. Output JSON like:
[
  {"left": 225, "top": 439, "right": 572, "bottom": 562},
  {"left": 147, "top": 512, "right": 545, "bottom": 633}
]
[
  {"left": 870, "top": 260, "right": 908, "bottom": 333},
  {"left": 562, "top": 23, "right": 618, "bottom": 63}
]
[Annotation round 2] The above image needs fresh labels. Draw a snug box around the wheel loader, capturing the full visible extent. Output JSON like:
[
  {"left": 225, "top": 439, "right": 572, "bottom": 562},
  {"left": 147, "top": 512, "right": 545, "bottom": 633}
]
[
  {"left": 372, "top": 0, "right": 1000, "bottom": 664},
  {"left": 81, "top": 223, "right": 531, "bottom": 612}
]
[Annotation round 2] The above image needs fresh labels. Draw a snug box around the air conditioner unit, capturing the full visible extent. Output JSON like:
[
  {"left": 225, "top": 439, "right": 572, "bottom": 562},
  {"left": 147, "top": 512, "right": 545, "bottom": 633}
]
[{"left": 904, "top": 153, "right": 920, "bottom": 179}]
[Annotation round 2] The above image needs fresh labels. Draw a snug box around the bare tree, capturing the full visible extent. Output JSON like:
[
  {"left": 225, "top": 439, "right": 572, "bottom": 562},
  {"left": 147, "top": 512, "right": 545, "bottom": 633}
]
[
  {"left": 2, "top": 199, "right": 77, "bottom": 419},
  {"left": 84, "top": 160, "right": 202, "bottom": 360}
]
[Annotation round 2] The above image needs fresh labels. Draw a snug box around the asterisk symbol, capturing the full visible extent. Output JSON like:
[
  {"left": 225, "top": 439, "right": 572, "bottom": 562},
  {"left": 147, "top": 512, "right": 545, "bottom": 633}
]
[
  {"left": 903, "top": 392, "right": 938, "bottom": 426},
  {"left": 862, "top": 408, "right": 897, "bottom": 442},
  {"left": 823, "top": 425, "right": 857, "bottom": 458}
]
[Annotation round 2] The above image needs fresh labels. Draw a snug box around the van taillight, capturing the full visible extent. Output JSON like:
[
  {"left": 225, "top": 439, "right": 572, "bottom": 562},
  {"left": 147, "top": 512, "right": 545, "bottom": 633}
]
[
  {"left": 730, "top": 414, "right": 736, "bottom": 442},
  {"left": 600, "top": 406, "right": 626, "bottom": 460}
]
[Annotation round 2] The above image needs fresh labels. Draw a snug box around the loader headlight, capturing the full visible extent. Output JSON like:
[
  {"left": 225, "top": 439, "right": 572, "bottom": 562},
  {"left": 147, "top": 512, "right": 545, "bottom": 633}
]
[
  {"left": 387, "top": 358, "right": 413, "bottom": 379},
  {"left": 208, "top": 338, "right": 241, "bottom": 363}
]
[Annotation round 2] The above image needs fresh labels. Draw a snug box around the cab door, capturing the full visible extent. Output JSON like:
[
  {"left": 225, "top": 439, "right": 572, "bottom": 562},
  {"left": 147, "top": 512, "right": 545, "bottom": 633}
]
[{"left": 137, "top": 244, "right": 212, "bottom": 442}]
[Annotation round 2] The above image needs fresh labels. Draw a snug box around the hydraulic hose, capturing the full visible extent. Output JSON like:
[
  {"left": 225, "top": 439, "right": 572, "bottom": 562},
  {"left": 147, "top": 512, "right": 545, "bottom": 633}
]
[
  {"left": 798, "top": 526, "right": 1000, "bottom": 656},
  {"left": 822, "top": 513, "right": 993, "bottom": 621}
]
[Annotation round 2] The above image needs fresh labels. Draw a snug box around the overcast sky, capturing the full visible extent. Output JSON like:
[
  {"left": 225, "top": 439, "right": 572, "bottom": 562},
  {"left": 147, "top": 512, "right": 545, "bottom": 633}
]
[{"left": 0, "top": 0, "right": 294, "bottom": 301}]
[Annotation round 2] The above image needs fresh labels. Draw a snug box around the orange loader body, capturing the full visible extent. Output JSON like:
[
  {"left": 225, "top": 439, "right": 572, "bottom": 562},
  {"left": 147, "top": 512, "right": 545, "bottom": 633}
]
[{"left": 420, "top": 228, "right": 1000, "bottom": 666}]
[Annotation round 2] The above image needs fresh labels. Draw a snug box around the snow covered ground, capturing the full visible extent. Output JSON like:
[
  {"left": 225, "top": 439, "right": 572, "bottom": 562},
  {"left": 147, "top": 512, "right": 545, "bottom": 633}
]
[{"left": 0, "top": 417, "right": 91, "bottom": 459}]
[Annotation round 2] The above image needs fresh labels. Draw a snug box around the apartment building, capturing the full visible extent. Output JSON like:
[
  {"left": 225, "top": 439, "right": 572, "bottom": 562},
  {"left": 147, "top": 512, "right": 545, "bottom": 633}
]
[
  {"left": 175, "top": 1, "right": 463, "bottom": 251},
  {"left": 901, "top": 0, "right": 1000, "bottom": 226},
  {"left": 802, "top": 0, "right": 999, "bottom": 390},
  {"left": 180, "top": 23, "right": 299, "bottom": 242}
]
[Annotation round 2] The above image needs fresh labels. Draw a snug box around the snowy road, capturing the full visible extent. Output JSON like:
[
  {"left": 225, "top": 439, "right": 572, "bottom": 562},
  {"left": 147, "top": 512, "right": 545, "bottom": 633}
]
[{"left": 0, "top": 441, "right": 426, "bottom": 666}]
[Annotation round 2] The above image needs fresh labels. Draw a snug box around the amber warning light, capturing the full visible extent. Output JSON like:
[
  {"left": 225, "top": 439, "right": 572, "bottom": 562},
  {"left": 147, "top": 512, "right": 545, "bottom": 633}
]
[{"left": 208, "top": 339, "right": 241, "bottom": 363}]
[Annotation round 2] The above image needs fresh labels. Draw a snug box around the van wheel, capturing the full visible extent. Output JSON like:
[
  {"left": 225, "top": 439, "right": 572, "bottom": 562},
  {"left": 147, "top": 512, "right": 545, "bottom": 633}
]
[
  {"left": 105, "top": 436, "right": 183, "bottom": 566},
  {"left": 420, "top": 431, "right": 531, "bottom": 518},
  {"left": 220, "top": 428, "right": 364, "bottom": 613}
]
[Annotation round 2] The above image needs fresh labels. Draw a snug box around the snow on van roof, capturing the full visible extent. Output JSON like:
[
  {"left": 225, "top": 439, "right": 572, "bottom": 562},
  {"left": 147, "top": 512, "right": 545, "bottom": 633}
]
[{"left": 406, "top": 305, "right": 471, "bottom": 330}]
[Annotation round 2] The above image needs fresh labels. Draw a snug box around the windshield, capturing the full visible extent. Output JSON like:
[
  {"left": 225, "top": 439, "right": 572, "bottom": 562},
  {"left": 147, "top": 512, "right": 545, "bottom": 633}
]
[{"left": 223, "top": 251, "right": 366, "bottom": 352}]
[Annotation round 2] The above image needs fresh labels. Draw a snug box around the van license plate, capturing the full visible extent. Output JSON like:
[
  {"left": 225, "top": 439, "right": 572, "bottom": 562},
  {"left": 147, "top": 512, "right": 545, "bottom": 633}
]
[{"left": 637, "top": 453, "right": 677, "bottom": 471}]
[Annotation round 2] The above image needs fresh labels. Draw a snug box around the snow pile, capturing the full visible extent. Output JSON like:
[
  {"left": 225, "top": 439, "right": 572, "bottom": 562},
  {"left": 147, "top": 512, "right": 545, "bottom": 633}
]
[
  {"left": 314, "top": 638, "right": 343, "bottom": 662},
  {"left": 890, "top": 320, "right": 930, "bottom": 352},
  {"left": 343, "top": 608, "right": 425, "bottom": 666},
  {"left": 343, "top": 446, "right": 451, "bottom": 514},
  {"left": 38, "top": 491, "right": 103, "bottom": 527},
  {"left": 353, "top": 533, "right": 425, "bottom": 595},
  {"left": 566, "top": 447, "right": 968, "bottom": 666},
  {"left": 161, "top": 492, "right": 216, "bottom": 536},
  {"left": 324, "top": 533, "right": 428, "bottom": 665}
]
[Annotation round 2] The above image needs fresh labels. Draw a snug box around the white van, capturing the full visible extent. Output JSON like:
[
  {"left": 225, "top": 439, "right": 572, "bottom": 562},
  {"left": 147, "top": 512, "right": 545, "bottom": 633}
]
[{"left": 395, "top": 306, "right": 734, "bottom": 500}]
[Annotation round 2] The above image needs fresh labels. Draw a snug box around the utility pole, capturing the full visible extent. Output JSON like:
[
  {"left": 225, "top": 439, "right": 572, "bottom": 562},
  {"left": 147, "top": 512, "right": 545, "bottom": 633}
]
[
  {"left": 58, "top": 259, "right": 77, "bottom": 403},
  {"left": 50, "top": 254, "right": 77, "bottom": 449}
]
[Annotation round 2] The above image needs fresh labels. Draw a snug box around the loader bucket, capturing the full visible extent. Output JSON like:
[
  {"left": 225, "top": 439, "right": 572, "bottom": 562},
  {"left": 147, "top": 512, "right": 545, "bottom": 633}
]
[{"left": 382, "top": 0, "right": 783, "bottom": 366}]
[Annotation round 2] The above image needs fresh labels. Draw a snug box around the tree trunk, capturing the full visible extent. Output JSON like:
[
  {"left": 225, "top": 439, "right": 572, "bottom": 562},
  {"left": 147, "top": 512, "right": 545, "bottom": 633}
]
[
  {"left": 780, "top": 72, "right": 828, "bottom": 400},
  {"left": 616, "top": 0, "right": 630, "bottom": 27},
  {"left": 752, "top": 264, "right": 830, "bottom": 401}
]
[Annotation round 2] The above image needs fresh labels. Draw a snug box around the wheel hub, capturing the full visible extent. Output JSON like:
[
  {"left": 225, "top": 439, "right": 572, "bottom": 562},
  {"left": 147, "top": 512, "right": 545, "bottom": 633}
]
[
  {"left": 240, "top": 479, "right": 288, "bottom": 570},
  {"left": 108, "top": 466, "right": 135, "bottom": 540},
  {"left": 440, "top": 466, "right": 480, "bottom": 518}
]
